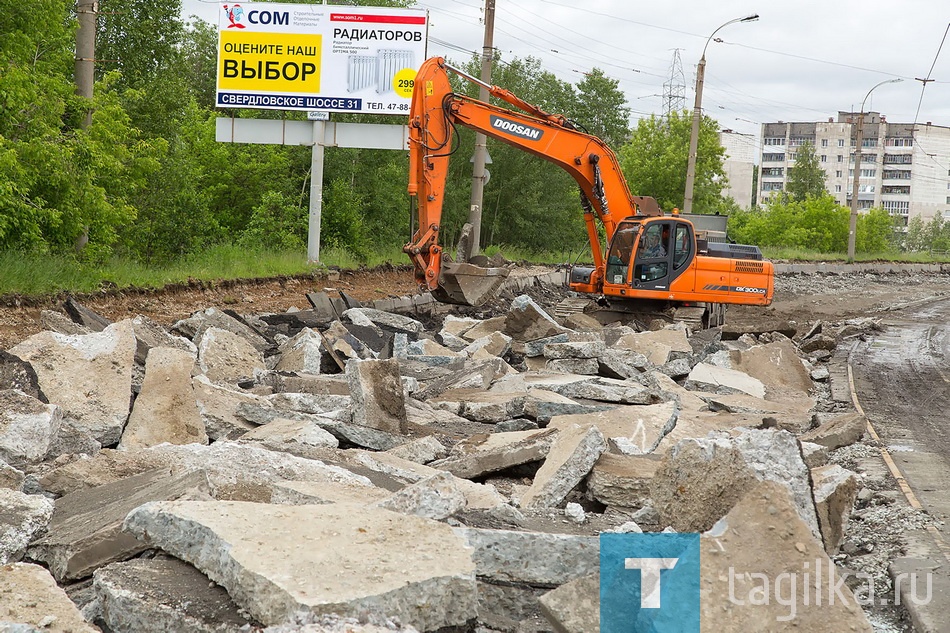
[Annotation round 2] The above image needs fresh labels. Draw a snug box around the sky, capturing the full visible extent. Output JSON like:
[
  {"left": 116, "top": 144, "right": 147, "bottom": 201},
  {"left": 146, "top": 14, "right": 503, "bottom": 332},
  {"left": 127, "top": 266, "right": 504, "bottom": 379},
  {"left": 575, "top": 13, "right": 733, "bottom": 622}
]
[{"left": 183, "top": 0, "right": 950, "bottom": 154}]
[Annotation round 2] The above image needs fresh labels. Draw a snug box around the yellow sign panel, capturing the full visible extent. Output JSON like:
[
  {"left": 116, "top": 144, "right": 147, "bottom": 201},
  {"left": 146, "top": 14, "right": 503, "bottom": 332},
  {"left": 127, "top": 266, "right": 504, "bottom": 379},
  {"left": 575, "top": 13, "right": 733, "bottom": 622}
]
[{"left": 218, "top": 31, "right": 322, "bottom": 94}]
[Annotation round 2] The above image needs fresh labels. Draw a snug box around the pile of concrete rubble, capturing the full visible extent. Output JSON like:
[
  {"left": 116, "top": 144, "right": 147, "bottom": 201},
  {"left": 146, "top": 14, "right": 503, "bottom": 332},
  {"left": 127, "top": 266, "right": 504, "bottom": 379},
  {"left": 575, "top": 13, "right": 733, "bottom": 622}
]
[{"left": 0, "top": 285, "right": 881, "bottom": 632}]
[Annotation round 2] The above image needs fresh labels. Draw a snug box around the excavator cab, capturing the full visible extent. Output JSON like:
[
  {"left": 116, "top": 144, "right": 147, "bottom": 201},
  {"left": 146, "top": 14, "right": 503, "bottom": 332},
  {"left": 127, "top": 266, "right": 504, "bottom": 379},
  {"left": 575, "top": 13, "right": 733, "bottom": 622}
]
[{"left": 602, "top": 218, "right": 695, "bottom": 295}]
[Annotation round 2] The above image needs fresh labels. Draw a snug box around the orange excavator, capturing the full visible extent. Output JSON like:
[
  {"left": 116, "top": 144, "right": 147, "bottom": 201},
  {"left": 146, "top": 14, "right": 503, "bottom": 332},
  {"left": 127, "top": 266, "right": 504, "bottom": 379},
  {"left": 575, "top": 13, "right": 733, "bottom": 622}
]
[{"left": 404, "top": 56, "right": 773, "bottom": 327}]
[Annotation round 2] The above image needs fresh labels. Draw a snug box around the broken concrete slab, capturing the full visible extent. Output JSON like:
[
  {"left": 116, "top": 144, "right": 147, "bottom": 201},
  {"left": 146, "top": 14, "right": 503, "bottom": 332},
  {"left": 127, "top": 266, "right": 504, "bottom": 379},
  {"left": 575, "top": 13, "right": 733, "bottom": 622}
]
[
  {"left": 0, "top": 562, "right": 99, "bottom": 632},
  {"left": 542, "top": 340, "right": 606, "bottom": 360},
  {"left": 346, "top": 358, "right": 407, "bottom": 435},
  {"left": 799, "top": 412, "right": 867, "bottom": 450},
  {"left": 271, "top": 479, "right": 392, "bottom": 507},
  {"left": 545, "top": 358, "right": 599, "bottom": 375},
  {"left": 376, "top": 471, "right": 465, "bottom": 520},
  {"left": 701, "top": 481, "right": 873, "bottom": 631},
  {"left": 129, "top": 315, "right": 197, "bottom": 366},
  {"left": 273, "top": 327, "right": 324, "bottom": 375},
  {"left": 0, "top": 351, "right": 46, "bottom": 403},
  {"left": 0, "top": 389, "right": 62, "bottom": 466},
  {"left": 123, "top": 500, "right": 477, "bottom": 630},
  {"left": 454, "top": 527, "right": 598, "bottom": 586},
  {"left": 596, "top": 348, "right": 650, "bottom": 380},
  {"left": 728, "top": 339, "right": 815, "bottom": 404},
  {"left": 548, "top": 401, "right": 676, "bottom": 455},
  {"left": 9, "top": 321, "right": 137, "bottom": 446},
  {"left": 0, "top": 461, "right": 24, "bottom": 491},
  {"left": 63, "top": 297, "right": 112, "bottom": 332},
  {"left": 652, "top": 428, "right": 819, "bottom": 537},
  {"left": 38, "top": 449, "right": 170, "bottom": 497},
  {"left": 40, "top": 309, "right": 92, "bottom": 336},
  {"left": 504, "top": 295, "right": 572, "bottom": 342},
  {"left": 0, "top": 489, "right": 53, "bottom": 564},
  {"left": 523, "top": 333, "right": 571, "bottom": 357},
  {"left": 28, "top": 468, "right": 211, "bottom": 581},
  {"left": 586, "top": 453, "right": 661, "bottom": 508},
  {"left": 415, "top": 358, "right": 514, "bottom": 400},
  {"left": 431, "top": 428, "right": 558, "bottom": 479},
  {"left": 345, "top": 451, "right": 507, "bottom": 510},
  {"left": 463, "top": 331, "right": 512, "bottom": 359},
  {"left": 522, "top": 389, "right": 613, "bottom": 424},
  {"left": 800, "top": 441, "right": 830, "bottom": 468},
  {"left": 538, "top": 573, "right": 599, "bottom": 633},
  {"left": 386, "top": 436, "right": 448, "bottom": 464},
  {"left": 172, "top": 307, "right": 270, "bottom": 352},
  {"left": 685, "top": 362, "right": 766, "bottom": 399},
  {"left": 812, "top": 464, "right": 860, "bottom": 554},
  {"left": 146, "top": 441, "right": 371, "bottom": 502},
  {"left": 616, "top": 329, "right": 691, "bottom": 366},
  {"left": 343, "top": 307, "right": 424, "bottom": 336},
  {"left": 192, "top": 375, "right": 264, "bottom": 441},
  {"left": 322, "top": 320, "right": 376, "bottom": 362},
  {"left": 430, "top": 389, "right": 527, "bottom": 424},
  {"left": 120, "top": 347, "right": 207, "bottom": 450},
  {"left": 519, "top": 424, "right": 606, "bottom": 509},
  {"left": 93, "top": 555, "right": 257, "bottom": 633},
  {"left": 197, "top": 327, "right": 266, "bottom": 384},
  {"left": 459, "top": 316, "right": 508, "bottom": 342},
  {"left": 240, "top": 416, "right": 340, "bottom": 451}
]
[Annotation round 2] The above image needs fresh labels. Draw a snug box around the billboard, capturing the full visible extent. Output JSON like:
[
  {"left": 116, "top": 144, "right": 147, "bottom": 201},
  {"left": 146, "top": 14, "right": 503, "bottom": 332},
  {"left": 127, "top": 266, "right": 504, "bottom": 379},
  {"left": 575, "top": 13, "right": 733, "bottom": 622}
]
[{"left": 216, "top": 3, "right": 428, "bottom": 114}]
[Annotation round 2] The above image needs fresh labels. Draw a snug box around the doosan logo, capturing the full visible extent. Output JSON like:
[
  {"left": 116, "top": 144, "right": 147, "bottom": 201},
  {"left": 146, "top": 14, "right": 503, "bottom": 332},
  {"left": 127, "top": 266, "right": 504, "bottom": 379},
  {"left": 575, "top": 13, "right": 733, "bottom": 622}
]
[{"left": 490, "top": 116, "right": 544, "bottom": 141}]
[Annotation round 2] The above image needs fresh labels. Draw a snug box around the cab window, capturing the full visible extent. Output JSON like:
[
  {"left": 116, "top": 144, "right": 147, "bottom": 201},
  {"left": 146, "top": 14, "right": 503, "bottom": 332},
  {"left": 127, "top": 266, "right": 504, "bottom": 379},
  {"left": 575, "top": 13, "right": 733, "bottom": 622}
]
[{"left": 673, "top": 224, "right": 691, "bottom": 269}]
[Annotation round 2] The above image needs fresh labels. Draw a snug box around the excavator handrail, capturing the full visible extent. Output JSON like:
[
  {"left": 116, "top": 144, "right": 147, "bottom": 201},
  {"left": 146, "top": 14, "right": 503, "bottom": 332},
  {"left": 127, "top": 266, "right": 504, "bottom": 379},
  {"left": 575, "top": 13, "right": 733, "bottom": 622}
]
[{"left": 405, "top": 56, "right": 645, "bottom": 299}]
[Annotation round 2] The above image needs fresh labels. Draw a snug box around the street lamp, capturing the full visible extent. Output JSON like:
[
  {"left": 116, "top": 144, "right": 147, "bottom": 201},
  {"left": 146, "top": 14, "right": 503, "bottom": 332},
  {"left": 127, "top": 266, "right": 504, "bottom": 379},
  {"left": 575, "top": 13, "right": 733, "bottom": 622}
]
[
  {"left": 683, "top": 14, "right": 758, "bottom": 214},
  {"left": 847, "top": 78, "right": 903, "bottom": 261}
]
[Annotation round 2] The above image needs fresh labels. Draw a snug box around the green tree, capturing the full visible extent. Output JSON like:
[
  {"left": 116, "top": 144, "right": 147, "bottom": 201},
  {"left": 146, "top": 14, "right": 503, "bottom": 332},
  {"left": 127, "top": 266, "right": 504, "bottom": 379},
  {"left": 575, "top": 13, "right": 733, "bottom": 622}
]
[
  {"left": 618, "top": 110, "right": 727, "bottom": 212},
  {"left": 855, "top": 207, "right": 896, "bottom": 253},
  {"left": 905, "top": 215, "right": 926, "bottom": 251},
  {"left": 570, "top": 69, "right": 631, "bottom": 148},
  {"left": 785, "top": 142, "right": 826, "bottom": 202}
]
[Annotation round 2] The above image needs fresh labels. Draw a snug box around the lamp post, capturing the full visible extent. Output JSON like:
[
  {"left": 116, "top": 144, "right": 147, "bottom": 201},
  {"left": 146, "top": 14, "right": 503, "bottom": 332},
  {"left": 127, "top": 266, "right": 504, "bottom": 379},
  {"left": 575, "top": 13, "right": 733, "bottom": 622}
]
[
  {"left": 847, "top": 78, "right": 903, "bottom": 261},
  {"left": 683, "top": 14, "right": 758, "bottom": 214}
]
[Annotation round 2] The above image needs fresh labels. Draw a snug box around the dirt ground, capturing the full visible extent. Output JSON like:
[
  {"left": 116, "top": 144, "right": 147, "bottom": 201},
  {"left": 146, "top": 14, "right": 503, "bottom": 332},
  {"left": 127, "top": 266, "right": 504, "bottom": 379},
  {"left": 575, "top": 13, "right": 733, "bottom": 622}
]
[{"left": 1, "top": 265, "right": 948, "bottom": 351}]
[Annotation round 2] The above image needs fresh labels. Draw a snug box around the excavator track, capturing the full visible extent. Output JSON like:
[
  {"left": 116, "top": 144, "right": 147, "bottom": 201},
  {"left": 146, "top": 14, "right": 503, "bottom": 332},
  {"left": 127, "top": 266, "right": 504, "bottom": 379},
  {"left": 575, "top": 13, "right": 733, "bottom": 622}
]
[{"left": 553, "top": 297, "right": 724, "bottom": 331}]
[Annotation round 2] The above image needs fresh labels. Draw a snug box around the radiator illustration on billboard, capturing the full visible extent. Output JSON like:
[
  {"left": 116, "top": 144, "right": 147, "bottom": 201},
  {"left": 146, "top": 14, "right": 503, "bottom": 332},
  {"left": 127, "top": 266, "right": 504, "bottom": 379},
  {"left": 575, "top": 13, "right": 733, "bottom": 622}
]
[{"left": 347, "top": 50, "right": 414, "bottom": 94}]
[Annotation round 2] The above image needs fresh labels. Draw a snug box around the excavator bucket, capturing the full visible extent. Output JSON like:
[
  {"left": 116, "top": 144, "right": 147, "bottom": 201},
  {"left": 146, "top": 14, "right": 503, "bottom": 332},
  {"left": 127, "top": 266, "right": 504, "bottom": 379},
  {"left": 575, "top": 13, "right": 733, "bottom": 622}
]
[{"left": 433, "top": 262, "right": 510, "bottom": 306}]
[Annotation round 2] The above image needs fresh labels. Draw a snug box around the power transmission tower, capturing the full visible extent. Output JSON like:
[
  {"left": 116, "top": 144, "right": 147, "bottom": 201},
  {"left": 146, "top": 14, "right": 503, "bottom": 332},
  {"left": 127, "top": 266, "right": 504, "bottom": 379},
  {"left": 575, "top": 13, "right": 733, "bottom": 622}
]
[{"left": 662, "top": 49, "right": 686, "bottom": 119}]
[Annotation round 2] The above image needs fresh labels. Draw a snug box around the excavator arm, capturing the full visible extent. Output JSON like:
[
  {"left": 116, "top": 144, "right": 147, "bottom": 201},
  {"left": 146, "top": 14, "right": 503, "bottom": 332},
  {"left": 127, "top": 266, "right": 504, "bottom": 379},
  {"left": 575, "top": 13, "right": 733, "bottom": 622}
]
[{"left": 404, "top": 56, "right": 644, "bottom": 305}]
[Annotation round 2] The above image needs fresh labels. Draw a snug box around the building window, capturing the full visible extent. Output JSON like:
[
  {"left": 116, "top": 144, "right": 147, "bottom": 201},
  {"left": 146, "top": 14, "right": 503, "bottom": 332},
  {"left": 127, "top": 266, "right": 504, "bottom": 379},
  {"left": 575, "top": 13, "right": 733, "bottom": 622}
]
[
  {"left": 883, "top": 170, "right": 911, "bottom": 180},
  {"left": 883, "top": 200, "right": 910, "bottom": 215},
  {"left": 762, "top": 153, "right": 785, "bottom": 162},
  {"left": 861, "top": 138, "right": 878, "bottom": 148},
  {"left": 835, "top": 185, "right": 841, "bottom": 193},
  {"left": 788, "top": 136, "right": 813, "bottom": 147},
  {"left": 821, "top": 155, "right": 827, "bottom": 162},
  {"left": 764, "top": 137, "right": 785, "bottom": 146},
  {"left": 821, "top": 139, "right": 829, "bottom": 147},
  {"left": 886, "top": 138, "right": 913, "bottom": 147},
  {"left": 882, "top": 185, "right": 911, "bottom": 195},
  {"left": 883, "top": 154, "right": 913, "bottom": 164},
  {"left": 762, "top": 182, "right": 784, "bottom": 191},
  {"left": 836, "top": 170, "right": 842, "bottom": 177},
  {"left": 761, "top": 167, "right": 784, "bottom": 177},
  {"left": 837, "top": 155, "right": 843, "bottom": 162},
  {"left": 838, "top": 139, "right": 845, "bottom": 147}
]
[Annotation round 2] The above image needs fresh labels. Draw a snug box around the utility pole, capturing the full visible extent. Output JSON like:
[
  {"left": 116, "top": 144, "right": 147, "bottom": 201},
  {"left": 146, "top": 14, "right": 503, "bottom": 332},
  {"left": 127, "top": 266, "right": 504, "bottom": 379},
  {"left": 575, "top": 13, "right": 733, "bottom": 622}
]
[
  {"left": 465, "top": 0, "right": 495, "bottom": 259},
  {"left": 75, "top": 0, "right": 97, "bottom": 128}
]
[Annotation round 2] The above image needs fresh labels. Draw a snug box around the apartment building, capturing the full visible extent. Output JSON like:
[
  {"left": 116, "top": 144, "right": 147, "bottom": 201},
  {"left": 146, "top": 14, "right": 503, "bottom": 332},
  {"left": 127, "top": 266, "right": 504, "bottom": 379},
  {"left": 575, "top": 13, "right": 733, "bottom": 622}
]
[
  {"left": 720, "top": 129, "right": 756, "bottom": 209},
  {"left": 758, "top": 112, "right": 950, "bottom": 226}
]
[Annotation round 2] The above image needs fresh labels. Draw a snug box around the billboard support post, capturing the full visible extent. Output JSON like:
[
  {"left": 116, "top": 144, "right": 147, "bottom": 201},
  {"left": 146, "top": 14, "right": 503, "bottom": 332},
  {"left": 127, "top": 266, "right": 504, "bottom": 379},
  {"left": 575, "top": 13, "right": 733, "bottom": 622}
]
[{"left": 308, "top": 120, "right": 325, "bottom": 263}]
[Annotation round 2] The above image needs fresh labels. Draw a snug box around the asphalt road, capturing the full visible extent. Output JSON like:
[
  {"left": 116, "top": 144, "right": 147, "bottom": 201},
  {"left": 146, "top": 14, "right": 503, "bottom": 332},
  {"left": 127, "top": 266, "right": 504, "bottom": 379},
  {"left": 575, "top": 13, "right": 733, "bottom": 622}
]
[{"left": 850, "top": 297, "right": 950, "bottom": 631}]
